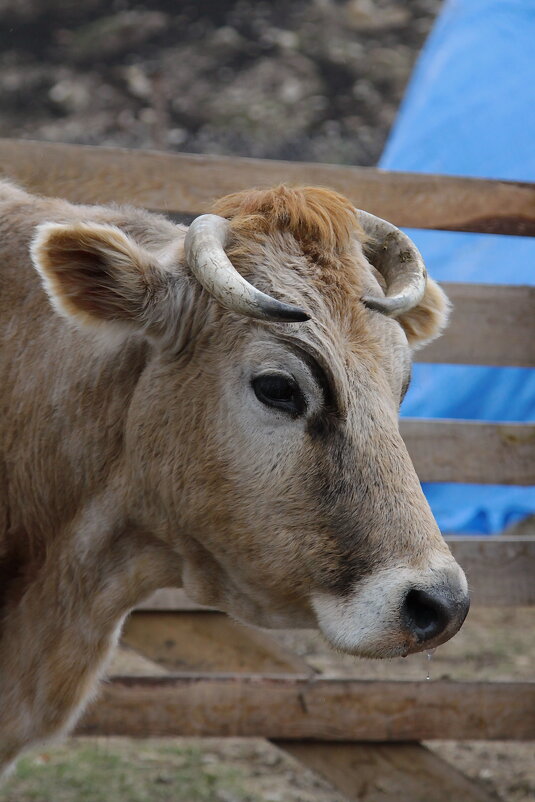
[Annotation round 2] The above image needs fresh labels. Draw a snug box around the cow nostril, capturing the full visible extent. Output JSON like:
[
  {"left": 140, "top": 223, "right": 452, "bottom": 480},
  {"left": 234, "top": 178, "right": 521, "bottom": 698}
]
[{"left": 402, "top": 588, "right": 451, "bottom": 643}]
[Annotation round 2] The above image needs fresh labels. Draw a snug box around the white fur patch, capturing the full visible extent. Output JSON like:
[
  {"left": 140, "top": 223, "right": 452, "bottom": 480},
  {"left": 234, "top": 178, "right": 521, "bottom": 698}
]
[
  {"left": 312, "top": 551, "right": 468, "bottom": 658},
  {"left": 30, "top": 222, "right": 75, "bottom": 321}
]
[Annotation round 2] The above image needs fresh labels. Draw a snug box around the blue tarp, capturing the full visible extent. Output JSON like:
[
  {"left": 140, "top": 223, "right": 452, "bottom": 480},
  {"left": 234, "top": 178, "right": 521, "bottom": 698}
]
[{"left": 379, "top": 0, "right": 535, "bottom": 533}]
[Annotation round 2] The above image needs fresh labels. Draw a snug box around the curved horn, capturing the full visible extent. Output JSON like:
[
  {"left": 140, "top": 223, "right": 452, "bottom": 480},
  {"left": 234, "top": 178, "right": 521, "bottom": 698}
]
[
  {"left": 184, "top": 214, "right": 309, "bottom": 323},
  {"left": 357, "top": 210, "right": 427, "bottom": 316}
]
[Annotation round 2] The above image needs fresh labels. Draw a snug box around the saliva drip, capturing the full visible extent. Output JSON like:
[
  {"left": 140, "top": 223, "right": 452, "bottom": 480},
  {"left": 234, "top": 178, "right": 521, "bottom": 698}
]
[{"left": 425, "top": 648, "right": 436, "bottom": 680}]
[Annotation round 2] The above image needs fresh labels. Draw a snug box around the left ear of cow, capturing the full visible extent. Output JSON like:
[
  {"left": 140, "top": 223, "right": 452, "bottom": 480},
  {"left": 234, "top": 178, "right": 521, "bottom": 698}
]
[
  {"left": 31, "top": 222, "right": 169, "bottom": 331},
  {"left": 396, "top": 277, "right": 451, "bottom": 350}
]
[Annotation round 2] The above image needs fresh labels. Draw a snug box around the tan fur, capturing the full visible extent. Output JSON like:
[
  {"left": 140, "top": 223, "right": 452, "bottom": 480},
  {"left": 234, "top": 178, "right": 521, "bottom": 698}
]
[
  {"left": 396, "top": 276, "right": 451, "bottom": 349},
  {"left": 213, "top": 185, "right": 364, "bottom": 253},
  {"left": 0, "top": 180, "right": 463, "bottom": 772},
  {"left": 32, "top": 222, "right": 164, "bottom": 329},
  {"left": 213, "top": 185, "right": 449, "bottom": 348}
]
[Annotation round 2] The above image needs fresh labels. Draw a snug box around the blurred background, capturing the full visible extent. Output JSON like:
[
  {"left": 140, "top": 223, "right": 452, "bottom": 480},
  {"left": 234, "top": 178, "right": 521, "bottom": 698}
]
[{"left": 0, "top": 0, "right": 440, "bottom": 162}]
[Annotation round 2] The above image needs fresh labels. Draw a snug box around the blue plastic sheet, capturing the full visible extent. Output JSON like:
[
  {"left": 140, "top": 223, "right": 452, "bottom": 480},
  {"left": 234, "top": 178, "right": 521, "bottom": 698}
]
[{"left": 379, "top": 0, "right": 535, "bottom": 533}]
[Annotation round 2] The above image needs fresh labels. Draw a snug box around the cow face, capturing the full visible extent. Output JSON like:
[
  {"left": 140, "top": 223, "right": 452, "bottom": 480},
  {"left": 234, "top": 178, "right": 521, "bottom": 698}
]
[{"left": 31, "top": 186, "right": 469, "bottom": 658}]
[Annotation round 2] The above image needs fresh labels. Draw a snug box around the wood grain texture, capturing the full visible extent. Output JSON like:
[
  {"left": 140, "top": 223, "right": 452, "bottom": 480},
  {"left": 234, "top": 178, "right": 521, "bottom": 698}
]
[
  {"left": 123, "top": 611, "right": 497, "bottom": 800},
  {"left": 274, "top": 742, "right": 499, "bottom": 802},
  {"left": 417, "top": 283, "right": 535, "bottom": 367},
  {"left": 400, "top": 419, "right": 535, "bottom": 484},
  {"left": 121, "top": 611, "right": 311, "bottom": 675},
  {"left": 447, "top": 535, "right": 535, "bottom": 606},
  {"left": 77, "top": 675, "right": 535, "bottom": 740},
  {"left": 1, "top": 139, "right": 535, "bottom": 234},
  {"left": 136, "top": 536, "right": 535, "bottom": 610}
]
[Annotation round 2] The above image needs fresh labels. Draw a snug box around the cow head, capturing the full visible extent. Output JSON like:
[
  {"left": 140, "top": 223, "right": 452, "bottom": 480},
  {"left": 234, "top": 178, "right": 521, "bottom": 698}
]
[{"left": 31, "top": 185, "right": 469, "bottom": 658}]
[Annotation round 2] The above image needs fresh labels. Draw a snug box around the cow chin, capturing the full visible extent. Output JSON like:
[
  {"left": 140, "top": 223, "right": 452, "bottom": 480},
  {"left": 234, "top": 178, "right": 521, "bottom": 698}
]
[
  {"left": 181, "top": 558, "right": 316, "bottom": 630},
  {"left": 311, "top": 554, "right": 470, "bottom": 659},
  {"left": 218, "top": 589, "right": 318, "bottom": 631}
]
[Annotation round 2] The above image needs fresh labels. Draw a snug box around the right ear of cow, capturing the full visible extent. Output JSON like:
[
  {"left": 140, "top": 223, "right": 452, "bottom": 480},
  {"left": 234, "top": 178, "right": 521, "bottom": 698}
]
[{"left": 31, "top": 221, "right": 167, "bottom": 330}]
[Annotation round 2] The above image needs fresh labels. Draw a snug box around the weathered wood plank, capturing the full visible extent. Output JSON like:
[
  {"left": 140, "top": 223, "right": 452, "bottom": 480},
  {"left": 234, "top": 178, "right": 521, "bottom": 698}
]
[
  {"left": 109, "top": 645, "right": 169, "bottom": 677},
  {"left": 401, "top": 419, "right": 535, "bottom": 485},
  {"left": 121, "top": 608, "right": 502, "bottom": 799},
  {"left": 122, "top": 609, "right": 495, "bottom": 801},
  {"left": 77, "top": 676, "right": 535, "bottom": 740},
  {"left": 1, "top": 139, "right": 534, "bottom": 235},
  {"left": 136, "top": 536, "right": 535, "bottom": 611},
  {"left": 447, "top": 535, "right": 535, "bottom": 606},
  {"left": 417, "top": 283, "right": 535, "bottom": 367},
  {"left": 121, "top": 610, "right": 311, "bottom": 675},
  {"left": 123, "top": 603, "right": 502, "bottom": 800},
  {"left": 275, "top": 742, "right": 499, "bottom": 802}
]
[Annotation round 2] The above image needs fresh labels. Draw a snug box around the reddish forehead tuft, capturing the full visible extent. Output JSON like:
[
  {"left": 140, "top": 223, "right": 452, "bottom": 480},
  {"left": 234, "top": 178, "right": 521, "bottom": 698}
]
[{"left": 212, "top": 185, "right": 363, "bottom": 255}]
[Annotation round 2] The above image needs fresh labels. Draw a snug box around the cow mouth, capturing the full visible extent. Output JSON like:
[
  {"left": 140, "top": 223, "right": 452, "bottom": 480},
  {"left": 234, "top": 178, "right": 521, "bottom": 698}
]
[{"left": 316, "top": 617, "right": 465, "bottom": 660}]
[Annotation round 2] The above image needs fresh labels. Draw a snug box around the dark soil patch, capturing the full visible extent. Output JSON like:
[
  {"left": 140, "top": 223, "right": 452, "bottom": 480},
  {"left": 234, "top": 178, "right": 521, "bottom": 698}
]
[{"left": 0, "top": 0, "right": 442, "bottom": 164}]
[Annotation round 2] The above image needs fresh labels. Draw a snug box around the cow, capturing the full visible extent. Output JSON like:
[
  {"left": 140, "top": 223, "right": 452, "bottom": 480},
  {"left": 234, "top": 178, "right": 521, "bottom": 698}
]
[{"left": 0, "top": 180, "right": 469, "bottom": 773}]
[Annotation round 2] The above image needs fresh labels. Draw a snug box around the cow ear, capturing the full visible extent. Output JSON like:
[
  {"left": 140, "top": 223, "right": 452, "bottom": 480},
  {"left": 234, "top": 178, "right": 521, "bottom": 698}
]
[
  {"left": 396, "top": 277, "right": 451, "bottom": 350},
  {"left": 31, "top": 222, "right": 168, "bottom": 331}
]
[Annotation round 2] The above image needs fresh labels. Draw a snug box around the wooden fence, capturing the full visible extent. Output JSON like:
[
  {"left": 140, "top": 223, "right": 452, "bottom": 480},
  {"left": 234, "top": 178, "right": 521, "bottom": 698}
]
[{"left": 1, "top": 139, "right": 533, "bottom": 802}]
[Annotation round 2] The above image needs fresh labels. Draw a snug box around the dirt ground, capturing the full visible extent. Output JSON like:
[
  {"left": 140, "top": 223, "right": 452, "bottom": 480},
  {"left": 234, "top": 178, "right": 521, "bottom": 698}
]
[
  {"left": 0, "top": 0, "right": 533, "bottom": 800},
  {"left": 0, "top": 0, "right": 442, "bottom": 165}
]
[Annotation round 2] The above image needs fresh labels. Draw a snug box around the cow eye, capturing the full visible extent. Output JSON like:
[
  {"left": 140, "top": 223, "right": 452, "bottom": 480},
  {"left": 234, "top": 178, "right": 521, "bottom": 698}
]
[{"left": 251, "top": 373, "right": 306, "bottom": 416}]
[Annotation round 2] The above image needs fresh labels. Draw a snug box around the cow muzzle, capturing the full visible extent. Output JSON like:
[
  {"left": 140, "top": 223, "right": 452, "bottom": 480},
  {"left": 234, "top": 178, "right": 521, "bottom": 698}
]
[{"left": 311, "top": 553, "right": 470, "bottom": 658}]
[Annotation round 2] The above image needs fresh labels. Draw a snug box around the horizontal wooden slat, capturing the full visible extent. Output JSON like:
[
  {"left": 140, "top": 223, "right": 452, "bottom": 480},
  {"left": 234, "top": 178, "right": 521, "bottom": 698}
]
[
  {"left": 137, "top": 536, "right": 535, "bottom": 611},
  {"left": 447, "top": 535, "right": 535, "bottom": 605},
  {"left": 401, "top": 419, "right": 535, "bottom": 484},
  {"left": 77, "top": 675, "right": 535, "bottom": 740},
  {"left": 417, "top": 283, "right": 535, "bottom": 367},
  {"left": 1, "top": 139, "right": 535, "bottom": 235}
]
